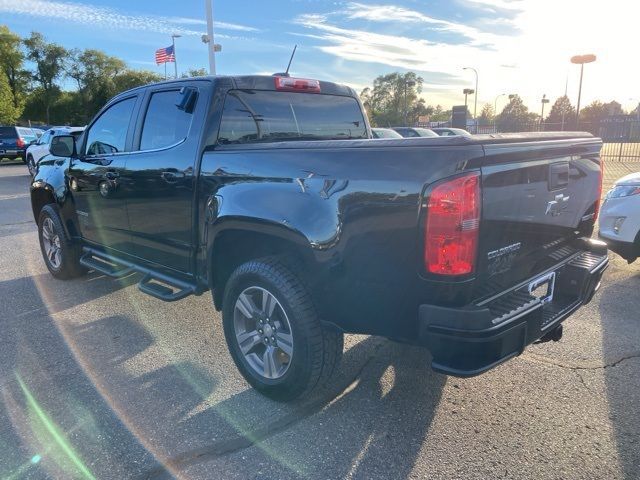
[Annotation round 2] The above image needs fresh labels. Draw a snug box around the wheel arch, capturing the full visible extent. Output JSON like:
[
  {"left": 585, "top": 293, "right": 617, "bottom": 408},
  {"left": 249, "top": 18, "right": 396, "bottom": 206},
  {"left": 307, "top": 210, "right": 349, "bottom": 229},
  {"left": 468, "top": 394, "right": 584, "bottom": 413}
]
[
  {"left": 30, "top": 184, "right": 57, "bottom": 223},
  {"left": 207, "top": 218, "right": 324, "bottom": 311}
]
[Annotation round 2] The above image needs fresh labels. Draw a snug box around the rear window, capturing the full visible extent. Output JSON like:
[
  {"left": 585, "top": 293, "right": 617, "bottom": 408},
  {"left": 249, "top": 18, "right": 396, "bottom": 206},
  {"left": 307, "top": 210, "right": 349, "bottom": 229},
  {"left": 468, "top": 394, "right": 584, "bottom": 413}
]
[
  {"left": 0, "top": 127, "right": 16, "bottom": 139},
  {"left": 217, "top": 90, "right": 367, "bottom": 145}
]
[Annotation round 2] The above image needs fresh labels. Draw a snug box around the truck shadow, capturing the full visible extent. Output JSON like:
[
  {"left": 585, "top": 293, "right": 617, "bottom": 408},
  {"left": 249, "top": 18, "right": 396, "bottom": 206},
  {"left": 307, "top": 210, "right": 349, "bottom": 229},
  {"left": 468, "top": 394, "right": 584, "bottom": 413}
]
[
  {"left": 598, "top": 259, "right": 640, "bottom": 479},
  {"left": 2, "top": 269, "right": 446, "bottom": 479},
  {"left": 68, "top": 309, "right": 445, "bottom": 479}
]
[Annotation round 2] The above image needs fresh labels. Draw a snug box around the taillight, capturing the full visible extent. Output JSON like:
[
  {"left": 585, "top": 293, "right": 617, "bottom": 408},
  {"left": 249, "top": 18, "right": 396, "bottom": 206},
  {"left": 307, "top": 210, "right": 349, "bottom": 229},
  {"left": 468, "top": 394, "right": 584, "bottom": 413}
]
[
  {"left": 16, "top": 138, "right": 25, "bottom": 148},
  {"left": 593, "top": 159, "right": 604, "bottom": 222},
  {"left": 274, "top": 76, "right": 321, "bottom": 93},
  {"left": 424, "top": 172, "right": 481, "bottom": 276}
]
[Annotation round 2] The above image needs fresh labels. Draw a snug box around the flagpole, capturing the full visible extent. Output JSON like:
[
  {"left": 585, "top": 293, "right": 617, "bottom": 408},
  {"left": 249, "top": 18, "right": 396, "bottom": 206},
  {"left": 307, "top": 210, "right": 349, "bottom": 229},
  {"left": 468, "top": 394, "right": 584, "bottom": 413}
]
[
  {"left": 206, "top": 0, "right": 216, "bottom": 75},
  {"left": 164, "top": 62, "right": 167, "bottom": 80}
]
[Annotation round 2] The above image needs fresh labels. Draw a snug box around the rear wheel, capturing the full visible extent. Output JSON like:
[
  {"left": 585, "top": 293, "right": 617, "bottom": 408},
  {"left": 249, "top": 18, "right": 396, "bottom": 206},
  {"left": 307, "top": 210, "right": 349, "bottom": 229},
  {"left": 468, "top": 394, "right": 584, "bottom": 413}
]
[
  {"left": 38, "top": 204, "right": 86, "bottom": 279},
  {"left": 222, "top": 257, "right": 343, "bottom": 401}
]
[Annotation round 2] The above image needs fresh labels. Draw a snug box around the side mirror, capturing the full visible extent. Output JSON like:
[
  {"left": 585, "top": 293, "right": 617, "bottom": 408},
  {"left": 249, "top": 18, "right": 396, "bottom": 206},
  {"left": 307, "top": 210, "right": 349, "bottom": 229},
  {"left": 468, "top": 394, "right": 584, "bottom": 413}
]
[
  {"left": 29, "top": 139, "right": 37, "bottom": 146},
  {"left": 50, "top": 135, "right": 77, "bottom": 157}
]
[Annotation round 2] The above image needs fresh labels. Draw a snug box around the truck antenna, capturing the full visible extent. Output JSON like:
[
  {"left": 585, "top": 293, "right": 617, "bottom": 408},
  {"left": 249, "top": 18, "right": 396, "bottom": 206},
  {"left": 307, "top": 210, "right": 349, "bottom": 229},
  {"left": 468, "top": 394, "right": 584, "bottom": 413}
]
[{"left": 285, "top": 45, "right": 297, "bottom": 76}]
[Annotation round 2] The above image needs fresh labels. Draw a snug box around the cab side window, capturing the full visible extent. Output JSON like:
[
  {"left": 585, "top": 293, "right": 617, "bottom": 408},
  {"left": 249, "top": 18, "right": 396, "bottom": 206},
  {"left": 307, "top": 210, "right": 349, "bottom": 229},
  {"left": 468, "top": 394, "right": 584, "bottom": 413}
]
[
  {"left": 84, "top": 97, "right": 136, "bottom": 156},
  {"left": 140, "top": 90, "right": 195, "bottom": 151},
  {"left": 217, "top": 94, "right": 259, "bottom": 144}
]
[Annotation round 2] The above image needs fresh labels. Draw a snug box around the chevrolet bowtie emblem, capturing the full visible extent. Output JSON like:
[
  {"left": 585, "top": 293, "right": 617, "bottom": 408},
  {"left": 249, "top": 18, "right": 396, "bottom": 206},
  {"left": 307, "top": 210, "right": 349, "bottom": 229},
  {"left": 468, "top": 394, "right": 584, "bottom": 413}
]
[{"left": 545, "top": 193, "right": 570, "bottom": 216}]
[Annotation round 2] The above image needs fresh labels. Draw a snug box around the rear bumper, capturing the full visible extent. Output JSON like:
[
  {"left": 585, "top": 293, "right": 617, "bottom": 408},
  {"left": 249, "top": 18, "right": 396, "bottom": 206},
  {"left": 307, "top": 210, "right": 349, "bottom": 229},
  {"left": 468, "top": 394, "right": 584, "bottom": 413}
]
[
  {"left": 0, "top": 149, "right": 24, "bottom": 159},
  {"left": 419, "top": 241, "right": 608, "bottom": 377}
]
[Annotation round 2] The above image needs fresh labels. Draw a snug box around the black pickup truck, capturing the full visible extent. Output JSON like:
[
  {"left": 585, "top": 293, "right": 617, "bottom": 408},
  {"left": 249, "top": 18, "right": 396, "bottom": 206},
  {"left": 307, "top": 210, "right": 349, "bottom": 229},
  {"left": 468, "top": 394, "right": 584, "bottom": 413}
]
[{"left": 31, "top": 75, "right": 608, "bottom": 400}]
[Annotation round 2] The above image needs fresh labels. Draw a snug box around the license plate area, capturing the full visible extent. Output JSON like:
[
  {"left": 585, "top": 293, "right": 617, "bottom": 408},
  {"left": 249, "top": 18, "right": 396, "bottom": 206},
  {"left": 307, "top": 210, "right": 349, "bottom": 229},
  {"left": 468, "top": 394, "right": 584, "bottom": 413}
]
[{"left": 528, "top": 272, "right": 556, "bottom": 305}]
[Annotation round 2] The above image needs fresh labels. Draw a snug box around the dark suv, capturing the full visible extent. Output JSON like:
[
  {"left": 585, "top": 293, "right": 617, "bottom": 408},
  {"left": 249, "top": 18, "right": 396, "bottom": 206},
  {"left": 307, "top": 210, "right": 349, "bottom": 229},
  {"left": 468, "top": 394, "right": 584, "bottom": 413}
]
[{"left": 0, "top": 126, "right": 38, "bottom": 161}]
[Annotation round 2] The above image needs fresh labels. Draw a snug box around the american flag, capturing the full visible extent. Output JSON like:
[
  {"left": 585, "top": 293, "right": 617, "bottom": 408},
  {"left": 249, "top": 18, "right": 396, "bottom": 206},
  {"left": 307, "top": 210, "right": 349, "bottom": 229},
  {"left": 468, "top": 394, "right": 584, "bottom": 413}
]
[{"left": 155, "top": 45, "right": 175, "bottom": 65}]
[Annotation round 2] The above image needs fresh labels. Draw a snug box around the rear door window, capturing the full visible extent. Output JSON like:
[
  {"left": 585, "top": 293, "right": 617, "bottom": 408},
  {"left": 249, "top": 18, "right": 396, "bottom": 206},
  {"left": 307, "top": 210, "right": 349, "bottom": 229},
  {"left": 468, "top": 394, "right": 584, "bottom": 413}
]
[
  {"left": 217, "top": 90, "right": 367, "bottom": 144},
  {"left": 140, "top": 90, "right": 195, "bottom": 150}
]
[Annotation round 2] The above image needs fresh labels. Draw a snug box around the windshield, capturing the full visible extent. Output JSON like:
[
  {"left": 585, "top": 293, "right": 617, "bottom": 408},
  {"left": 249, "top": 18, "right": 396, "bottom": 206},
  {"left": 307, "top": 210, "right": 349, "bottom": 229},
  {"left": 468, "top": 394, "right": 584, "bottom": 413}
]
[
  {"left": 372, "top": 128, "right": 402, "bottom": 139},
  {"left": 414, "top": 128, "right": 439, "bottom": 138},
  {"left": 217, "top": 90, "right": 367, "bottom": 144}
]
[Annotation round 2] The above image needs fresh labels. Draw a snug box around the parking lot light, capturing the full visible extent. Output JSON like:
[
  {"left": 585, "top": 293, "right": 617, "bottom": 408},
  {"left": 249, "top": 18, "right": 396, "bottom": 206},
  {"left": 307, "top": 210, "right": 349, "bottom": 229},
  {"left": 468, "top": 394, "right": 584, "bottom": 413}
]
[{"left": 571, "top": 54, "right": 597, "bottom": 128}]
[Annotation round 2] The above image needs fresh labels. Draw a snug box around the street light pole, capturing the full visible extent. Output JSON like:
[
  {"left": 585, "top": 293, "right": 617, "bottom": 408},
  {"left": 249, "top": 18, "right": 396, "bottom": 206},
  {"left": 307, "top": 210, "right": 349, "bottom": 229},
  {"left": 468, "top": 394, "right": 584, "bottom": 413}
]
[
  {"left": 205, "top": 0, "right": 216, "bottom": 75},
  {"left": 540, "top": 94, "right": 549, "bottom": 130},
  {"left": 463, "top": 88, "right": 475, "bottom": 128},
  {"left": 463, "top": 67, "right": 478, "bottom": 132},
  {"left": 171, "top": 34, "right": 181, "bottom": 78},
  {"left": 494, "top": 93, "right": 506, "bottom": 118},
  {"left": 571, "top": 54, "right": 596, "bottom": 128}
]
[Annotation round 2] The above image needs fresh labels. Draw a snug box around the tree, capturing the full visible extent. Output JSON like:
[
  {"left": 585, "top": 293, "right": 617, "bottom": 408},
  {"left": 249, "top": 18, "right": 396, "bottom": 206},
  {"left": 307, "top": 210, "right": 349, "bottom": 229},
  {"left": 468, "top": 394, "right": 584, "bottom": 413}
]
[
  {"left": 67, "top": 49, "right": 125, "bottom": 115},
  {"left": 478, "top": 103, "right": 494, "bottom": 125},
  {"left": 496, "top": 95, "right": 531, "bottom": 132},
  {"left": 430, "top": 105, "right": 451, "bottom": 122},
  {"left": 181, "top": 68, "right": 209, "bottom": 78},
  {"left": 0, "top": 71, "right": 20, "bottom": 124},
  {"left": 23, "top": 32, "right": 67, "bottom": 123},
  {"left": 113, "top": 70, "right": 163, "bottom": 92},
  {"left": 360, "top": 72, "right": 425, "bottom": 127},
  {"left": 545, "top": 95, "right": 575, "bottom": 129},
  {"left": 580, "top": 100, "right": 623, "bottom": 125},
  {"left": 0, "top": 26, "right": 29, "bottom": 116}
]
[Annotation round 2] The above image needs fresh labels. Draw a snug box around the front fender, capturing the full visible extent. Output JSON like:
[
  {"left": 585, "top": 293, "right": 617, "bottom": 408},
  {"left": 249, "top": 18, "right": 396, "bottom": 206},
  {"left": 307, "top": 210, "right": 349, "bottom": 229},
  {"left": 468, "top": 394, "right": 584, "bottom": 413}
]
[{"left": 30, "top": 157, "right": 80, "bottom": 239}]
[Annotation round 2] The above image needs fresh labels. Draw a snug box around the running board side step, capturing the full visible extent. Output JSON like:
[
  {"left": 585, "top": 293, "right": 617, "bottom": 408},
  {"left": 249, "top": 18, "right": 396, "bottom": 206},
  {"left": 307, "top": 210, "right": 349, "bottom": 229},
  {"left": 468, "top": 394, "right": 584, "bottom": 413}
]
[
  {"left": 80, "top": 248, "right": 198, "bottom": 302},
  {"left": 80, "top": 252, "right": 135, "bottom": 278},
  {"left": 138, "top": 273, "right": 195, "bottom": 302}
]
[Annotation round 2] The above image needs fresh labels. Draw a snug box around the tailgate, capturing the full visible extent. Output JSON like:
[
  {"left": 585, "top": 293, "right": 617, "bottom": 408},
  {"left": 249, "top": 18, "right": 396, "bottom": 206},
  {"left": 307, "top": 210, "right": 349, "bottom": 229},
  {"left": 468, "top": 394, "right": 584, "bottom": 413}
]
[{"left": 474, "top": 136, "right": 602, "bottom": 298}]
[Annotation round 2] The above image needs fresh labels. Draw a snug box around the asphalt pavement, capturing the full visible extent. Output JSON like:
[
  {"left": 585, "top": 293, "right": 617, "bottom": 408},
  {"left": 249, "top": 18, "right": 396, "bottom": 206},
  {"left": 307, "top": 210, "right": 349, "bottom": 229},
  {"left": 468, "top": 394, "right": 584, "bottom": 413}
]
[{"left": 1, "top": 162, "right": 639, "bottom": 480}]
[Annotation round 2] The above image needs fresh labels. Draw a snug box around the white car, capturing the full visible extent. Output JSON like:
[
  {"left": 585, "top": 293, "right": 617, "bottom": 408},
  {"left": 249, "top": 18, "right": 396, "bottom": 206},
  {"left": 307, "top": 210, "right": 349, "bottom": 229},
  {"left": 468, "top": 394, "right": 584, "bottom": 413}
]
[
  {"left": 26, "top": 126, "right": 84, "bottom": 176},
  {"left": 599, "top": 171, "right": 640, "bottom": 263}
]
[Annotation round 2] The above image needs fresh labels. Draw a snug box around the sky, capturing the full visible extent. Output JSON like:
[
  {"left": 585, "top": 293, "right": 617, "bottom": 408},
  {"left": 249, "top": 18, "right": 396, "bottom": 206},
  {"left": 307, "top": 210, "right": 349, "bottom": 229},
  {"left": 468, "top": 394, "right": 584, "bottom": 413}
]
[{"left": 1, "top": 0, "right": 639, "bottom": 113}]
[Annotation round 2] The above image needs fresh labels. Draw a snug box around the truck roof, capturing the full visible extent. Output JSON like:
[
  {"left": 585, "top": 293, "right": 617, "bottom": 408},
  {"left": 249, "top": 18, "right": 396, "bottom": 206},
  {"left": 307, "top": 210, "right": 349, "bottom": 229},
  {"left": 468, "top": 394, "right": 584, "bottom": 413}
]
[{"left": 112, "top": 74, "right": 357, "bottom": 102}]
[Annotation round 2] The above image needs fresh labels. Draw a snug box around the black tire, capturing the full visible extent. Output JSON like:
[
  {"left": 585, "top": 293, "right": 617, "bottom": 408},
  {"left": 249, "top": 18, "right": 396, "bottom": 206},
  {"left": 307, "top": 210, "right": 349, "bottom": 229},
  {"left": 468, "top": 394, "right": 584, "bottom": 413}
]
[
  {"left": 38, "top": 204, "right": 86, "bottom": 280},
  {"left": 26, "top": 155, "right": 35, "bottom": 177},
  {"left": 222, "top": 257, "right": 343, "bottom": 401}
]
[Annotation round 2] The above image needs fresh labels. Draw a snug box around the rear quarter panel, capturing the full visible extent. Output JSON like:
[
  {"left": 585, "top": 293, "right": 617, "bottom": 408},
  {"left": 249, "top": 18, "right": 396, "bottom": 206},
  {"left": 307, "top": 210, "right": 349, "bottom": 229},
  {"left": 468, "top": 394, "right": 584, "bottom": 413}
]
[{"left": 198, "top": 139, "right": 484, "bottom": 337}]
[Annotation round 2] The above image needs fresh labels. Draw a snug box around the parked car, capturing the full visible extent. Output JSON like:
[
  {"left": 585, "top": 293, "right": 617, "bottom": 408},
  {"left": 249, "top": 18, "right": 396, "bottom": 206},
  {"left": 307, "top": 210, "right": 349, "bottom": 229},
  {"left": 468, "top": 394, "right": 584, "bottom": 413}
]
[
  {"left": 32, "top": 75, "right": 608, "bottom": 401},
  {"left": 431, "top": 127, "right": 472, "bottom": 137},
  {"left": 371, "top": 128, "right": 403, "bottom": 139},
  {"left": 392, "top": 127, "right": 439, "bottom": 138},
  {"left": 599, "top": 171, "right": 640, "bottom": 263},
  {"left": 26, "top": 126, "right": 85, "bottom": 176},
  {"left": 0, "top": 126, "right": 39, "bottom": 161}
]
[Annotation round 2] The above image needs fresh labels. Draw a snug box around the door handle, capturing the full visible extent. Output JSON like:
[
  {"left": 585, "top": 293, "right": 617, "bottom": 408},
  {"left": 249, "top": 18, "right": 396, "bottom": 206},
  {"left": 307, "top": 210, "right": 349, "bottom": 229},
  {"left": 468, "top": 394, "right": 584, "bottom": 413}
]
[
  {"left": 105, "top": 171, "right": 119, "bottom": 180},
  {"left": 161, "top": 170, "right": 186, "bottom": 182}
]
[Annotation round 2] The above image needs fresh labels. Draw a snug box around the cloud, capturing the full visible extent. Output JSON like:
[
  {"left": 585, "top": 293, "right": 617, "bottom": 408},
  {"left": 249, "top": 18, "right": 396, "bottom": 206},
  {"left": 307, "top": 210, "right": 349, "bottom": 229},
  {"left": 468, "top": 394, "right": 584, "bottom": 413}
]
[
  {"left": 293, "top": 0, "right": 640, "bottom": 110},
  {"left": 342, "top": 3, "right": 507, "bottom": 47},
  {"left": 463, "top": 0, "right": 525, "bottom": 11},
  {"left": 294, "top": 12, "right": 508, "bottom": 78},
  {"left": 0, "top": 0, "right": 258, "bottom": 36}
]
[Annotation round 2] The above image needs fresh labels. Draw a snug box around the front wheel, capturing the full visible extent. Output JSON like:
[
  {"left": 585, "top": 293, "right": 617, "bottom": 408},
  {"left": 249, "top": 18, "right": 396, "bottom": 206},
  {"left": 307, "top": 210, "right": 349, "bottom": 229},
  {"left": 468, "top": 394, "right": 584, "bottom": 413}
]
[
  {"left": 38, "top": 204, "right": 86, "bottom": 279},
  {"left": 222, "top": 257, "right": 343, "bottom": 401},
  {"left": 26, "top": 155, "right": 36, "bottom": 177}
]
